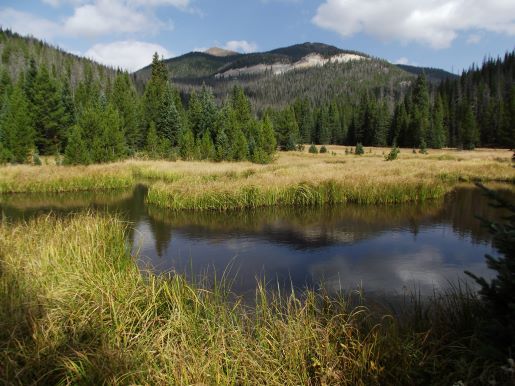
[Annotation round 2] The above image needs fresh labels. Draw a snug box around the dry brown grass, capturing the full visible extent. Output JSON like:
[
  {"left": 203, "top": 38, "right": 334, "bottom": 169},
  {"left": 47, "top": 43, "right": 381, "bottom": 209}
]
[{"left": 1, "top": 147, "right": 513, "bottom": 209}]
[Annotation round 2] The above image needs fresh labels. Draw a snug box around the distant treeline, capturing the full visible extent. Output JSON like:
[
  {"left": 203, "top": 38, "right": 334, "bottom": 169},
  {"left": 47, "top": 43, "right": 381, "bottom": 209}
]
[
  {"left": 268, "top": 51, "right": 515, "bottom": 150},
  {"left": 0, "top": 30, "right": 513, "bottom": 165}
]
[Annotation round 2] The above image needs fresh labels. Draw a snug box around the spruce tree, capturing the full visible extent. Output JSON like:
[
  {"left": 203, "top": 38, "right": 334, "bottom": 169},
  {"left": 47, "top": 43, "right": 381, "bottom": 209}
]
[
  {"left": 64, "top": 124, "right": 90, "bottom": 165},
  {"left": 31, "top": 65, "right": 67, "bottom": 154},
  {"left": 232, "top": 128, "right": 248, "bottom": 161},
  {"left": 156, "top": 85, "right": 182, "bottom": 146},
  {"left": 178, "top": 128, "right": 195, "bottom": 160},
  {"left": 430, "top": 94, "right": 446, "bottom": 148},
  {"left": 261, "top": 114, "right": 277, "bottom": 156},
  {"left": 146, "top": 122, "right": 160, "bottom": 159},
  {"left": 144, "top": 53, "right": 169, "bottom": 134},
  {"left": 111, "top": 72, "right": 140, "bottom": 151},
  {"left": 0, "top": 84, "right": 35, "bottom": 163},
  {"left": 199, "top": 130, "right": 215, "bottom": 160}
]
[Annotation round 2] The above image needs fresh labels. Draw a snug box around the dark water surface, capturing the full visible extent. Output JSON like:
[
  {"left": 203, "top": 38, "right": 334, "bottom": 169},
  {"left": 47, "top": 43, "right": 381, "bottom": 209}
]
[{"left": 1, "top": 184, "right": 512, "bottom": 297}]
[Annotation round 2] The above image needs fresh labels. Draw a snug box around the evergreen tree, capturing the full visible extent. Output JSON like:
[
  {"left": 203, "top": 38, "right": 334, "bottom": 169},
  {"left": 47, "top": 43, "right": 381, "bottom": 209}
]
[
  {"left": 429, "top": 94, "right": 446, "bottom": 148},
  {"left": 410, "top": 74, "right": 431, "bottom": 148},
  {"left": 460, "top": 103, "right": 479, "bottom": 150},
  {"left": 178, "top": 128, "right": 195, "bottom": 160},
  {"left": 232, "top": 128, "right": 248, "bottom": 161},
  {"left": 156, "top": 85, "right": 182, "bottom": 146},
  {"left": 146, "top": 122, "right": 160, "bottom": 159},
  {"left": 0, "top": 84, "right": 35, "bottom": 163},
  {"left": 31, "top": 65, "right": 67, "bottom": 154},
  {"left": 64, "top": 124, "right": 90, "bottom": 165},
  {"left": 261, "top": 114, "right": 277, "bottom": 156},
  {"left": 274, "top": 106, "right": 299, "bottom": 150},
  {"left": 199, "top": 130, "right": 215, "bottom": 160},
  {"left": 112, "top": 72, "right": 140, "bottom": 151},
  {"left": 143, "top": 53, "right": 169, "bottom": 134}
]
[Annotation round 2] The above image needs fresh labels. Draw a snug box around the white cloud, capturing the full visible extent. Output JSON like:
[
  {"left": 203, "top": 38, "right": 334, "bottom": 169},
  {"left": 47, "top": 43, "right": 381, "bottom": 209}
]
[
  {"left": 0, "top": 8, "right": 61, "bottom": 41},
  {"left": 466, "top": 33, "right": 481, "bottom": 44},
  {"left": 64, "top": 1, "right": 156, "bottom": 37},
  {"left": 394, "top": 57, "right": 409, "bottom": 65},
  {"left": 313, "top": 0, "right": 515, "bottom": 49},
  {"left": 392, "top": 57, "right": 418, "bottom": 66},
  {"left": 37, "top": 0, "right": 188, "bottom": 37},
  {"left": 223, "top": 40, "right": 258, "bottom": 53},
  {"left": 85, "top": 40, "right": 172, "bottom": 71}
]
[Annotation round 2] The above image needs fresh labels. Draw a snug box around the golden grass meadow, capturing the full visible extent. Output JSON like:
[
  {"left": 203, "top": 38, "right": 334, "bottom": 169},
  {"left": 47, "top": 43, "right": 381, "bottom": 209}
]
[{"left": 1, "top": 147, "right": 514, "bottom": 385}]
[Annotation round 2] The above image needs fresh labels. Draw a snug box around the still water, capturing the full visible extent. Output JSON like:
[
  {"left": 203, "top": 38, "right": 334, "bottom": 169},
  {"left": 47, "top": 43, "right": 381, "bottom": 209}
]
[{"left": 1, "top": 184, "right": 511, "bottom": 297}]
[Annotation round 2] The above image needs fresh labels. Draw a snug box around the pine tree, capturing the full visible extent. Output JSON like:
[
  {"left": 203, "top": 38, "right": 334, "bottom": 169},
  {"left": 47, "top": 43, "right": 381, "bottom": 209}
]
[
  {"left": 178, "top": 128, "right": 195, "bottom": 160},
  {"left": 199, "top": 130, "right": 215, "bottom": 160},
  {"left": 231, "top": 85, "right": 252, "bottom": 131},
  {"left": 430, "top": 94, "right": 446, "bottom": 148},
  {"left": 31, "top": 65, "right": 67, "bottom": 154},
  {"left": 232, "top": 128, "right": 248, "bottom": 161},
  {"left": 144, "top": 53, "right": 169, "bottom": 134},
  {"left": 156, "top": 85, "right": 182, "bottom": 146},
  {"left": 146, "top": 122, "right": 160, "bottom": 159},
  {"left": 111, "top": 72, "right": 140, "bottom": 151},
  {"left": 0, "top": 84, "right": 35, "bottom": 163},
  {"left": 64, "top": 124, "right": 90, "bottom": 165},
  {"left": 460, "top": 103, "right": 479, "bottom": 150},
  {"left": 410, "top": 74, "right": 431, "bottom": 148},
  {"left": 261, "top": 114, "right": 277, "bottom": 156}
]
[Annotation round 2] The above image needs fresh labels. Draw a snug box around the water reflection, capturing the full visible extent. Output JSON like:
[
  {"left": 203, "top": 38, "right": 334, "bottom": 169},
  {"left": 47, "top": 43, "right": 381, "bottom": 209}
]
[{"left": 1, "top": 184, "right": 512, "bottom": 297}]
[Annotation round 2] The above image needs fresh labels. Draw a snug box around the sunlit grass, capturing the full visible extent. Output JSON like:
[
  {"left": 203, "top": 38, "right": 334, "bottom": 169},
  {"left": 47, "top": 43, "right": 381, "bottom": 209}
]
[
  {"left": 0, "top": 213, "right": 506, "bottom": 384},
  {"left": 1, "top": 148, "right": 513, "bottom": 210}
]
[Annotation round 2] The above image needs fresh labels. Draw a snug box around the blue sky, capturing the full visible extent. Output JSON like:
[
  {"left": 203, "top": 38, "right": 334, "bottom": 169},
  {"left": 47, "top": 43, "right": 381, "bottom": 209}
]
[{"left": 1, "top": 0, "right": 514, "bottom": 73}]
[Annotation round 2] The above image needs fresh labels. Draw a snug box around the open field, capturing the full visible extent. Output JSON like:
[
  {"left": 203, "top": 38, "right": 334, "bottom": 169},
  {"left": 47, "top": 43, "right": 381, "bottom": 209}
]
[
  {"left": 1, "top": 147, "right": 513, "bottom": 209},
  {"left": 1, "top": 213, "right": 508, "bottom": 385}
]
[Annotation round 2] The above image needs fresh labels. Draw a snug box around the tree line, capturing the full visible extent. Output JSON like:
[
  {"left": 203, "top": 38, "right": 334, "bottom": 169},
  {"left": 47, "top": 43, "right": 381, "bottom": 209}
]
[
  {"left": 0, "top": 49, "right": 513, "bottom": 165},
  {"left": 0, "top": 53, "right": 276, "bottom": 165},
  {"left": 267, "top": 51, "right": 514, "bottom": 150}
]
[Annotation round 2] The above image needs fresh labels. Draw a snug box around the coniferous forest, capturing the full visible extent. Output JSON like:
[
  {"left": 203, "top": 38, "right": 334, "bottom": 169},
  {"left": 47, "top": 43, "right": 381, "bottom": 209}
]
[{"left": 0, "top": 28, "right": 513, "bottom": 166}]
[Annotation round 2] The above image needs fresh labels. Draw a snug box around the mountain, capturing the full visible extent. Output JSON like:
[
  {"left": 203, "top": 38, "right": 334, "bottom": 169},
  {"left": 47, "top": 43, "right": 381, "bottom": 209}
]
[
  {"left": 204, "top": 47, "right": 239, "bottom": 57},
  {"left": 133, "top": 42, "right": 457, "bottom": 111},
  {"left": 396, "top": 64, "right": 458, "bottom": 83}
]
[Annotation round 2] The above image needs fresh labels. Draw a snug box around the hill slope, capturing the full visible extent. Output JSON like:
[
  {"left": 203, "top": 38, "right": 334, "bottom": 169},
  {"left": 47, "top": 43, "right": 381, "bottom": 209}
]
[{"left": 134, "top": 42, "right": 456, "bottom": 110}]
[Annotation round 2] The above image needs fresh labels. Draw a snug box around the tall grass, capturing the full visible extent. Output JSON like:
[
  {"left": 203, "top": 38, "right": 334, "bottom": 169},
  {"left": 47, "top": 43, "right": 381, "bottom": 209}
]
[
  {"left": 147, "top": 179, "right": 448, "bottom": 210},
  {"left": 0, "top": 163, "right": 134, "bottom": 193},
  {"left": 0, "top": 214, "right": 509, "bottom": 385}
]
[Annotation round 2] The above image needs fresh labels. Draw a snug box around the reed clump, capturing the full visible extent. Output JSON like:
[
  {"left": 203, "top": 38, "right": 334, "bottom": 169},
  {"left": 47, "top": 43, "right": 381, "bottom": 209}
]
[
  {"left": 146, "top": 179, "right": 448, "bottom": 210},
  {"left": 0, "top": 163, "right": 134, "bottom": 193},
  {"left": 0, "top": 214, "right": 508, "bottom": 385}
]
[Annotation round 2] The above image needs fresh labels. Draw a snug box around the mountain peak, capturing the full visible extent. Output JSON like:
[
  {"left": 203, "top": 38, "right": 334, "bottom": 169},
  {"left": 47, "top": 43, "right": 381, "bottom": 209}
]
[{"left": 204, "top": 47, "right": 239, "bottom": 57}]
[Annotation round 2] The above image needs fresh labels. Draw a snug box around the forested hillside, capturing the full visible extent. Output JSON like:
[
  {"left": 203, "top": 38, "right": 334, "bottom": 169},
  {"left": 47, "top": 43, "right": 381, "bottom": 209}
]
[
  {"left": 269, "top": 51, "right": 514, "bottom": 150},
  {"left": 0, "top": 29, "right": 118, "bottom": 90},
  {"left": 0, "top": 30, "right": 513, "bottom": 167}
]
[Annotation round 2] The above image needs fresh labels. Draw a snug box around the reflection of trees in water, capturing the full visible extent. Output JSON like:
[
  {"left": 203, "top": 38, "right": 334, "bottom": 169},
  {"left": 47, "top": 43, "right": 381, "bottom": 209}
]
[{"left": 2, "top": 184, "right": 513, "bottom": 255}]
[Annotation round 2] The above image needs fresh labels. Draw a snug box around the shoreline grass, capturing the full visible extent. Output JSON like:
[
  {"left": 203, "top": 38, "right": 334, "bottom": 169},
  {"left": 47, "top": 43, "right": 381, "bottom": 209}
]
[
  {"left": 0, "top": 147, "right": 513, "bottom": 209},
  {"left": 1, "top": 213, "right": 510, "bottom": 385}
]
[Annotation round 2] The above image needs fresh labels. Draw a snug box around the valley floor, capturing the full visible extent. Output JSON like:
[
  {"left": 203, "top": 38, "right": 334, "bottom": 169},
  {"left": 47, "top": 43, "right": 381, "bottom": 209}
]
[{"left": 1, "top": 146, "right": 513, "bottom": 210}]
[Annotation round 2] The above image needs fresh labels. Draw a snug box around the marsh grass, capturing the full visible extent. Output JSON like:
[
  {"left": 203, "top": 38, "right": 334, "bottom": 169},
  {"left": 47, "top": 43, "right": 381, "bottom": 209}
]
[
  {"left": 0, "top": 213, "right": 509, "bottom": 385},
  {"left": 0, "top": 148, "right": 513, "bottom": 210},
  {"left": 0, "top": 163, "right": 134, "bottom": 193}
]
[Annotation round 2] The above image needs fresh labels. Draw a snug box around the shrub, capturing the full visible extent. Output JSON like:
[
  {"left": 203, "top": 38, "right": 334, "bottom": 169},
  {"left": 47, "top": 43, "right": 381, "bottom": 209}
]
[
  {"left": 419, "top": 139, "right": 428, "bottom": 154},
  {"left": 320, "top": 145, "right": 328, "bottom": 154},
  {"left": 385, "top": 146, "right": 400, "bottom": 161},
  {"left": 355, "top": 143, "right": 364, "bottom": 155},
  {"left": 308, "top": 144, "right": 318, "bottom": 154}
]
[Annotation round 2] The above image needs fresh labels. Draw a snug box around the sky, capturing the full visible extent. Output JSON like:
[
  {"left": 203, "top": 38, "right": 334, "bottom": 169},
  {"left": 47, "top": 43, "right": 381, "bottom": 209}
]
[{"left": 0, "top": 0, "right": 514, "bottom": 73}]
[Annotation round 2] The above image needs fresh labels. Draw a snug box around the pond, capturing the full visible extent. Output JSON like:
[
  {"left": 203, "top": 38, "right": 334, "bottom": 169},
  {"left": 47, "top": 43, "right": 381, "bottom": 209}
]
[{"left": 1, "top": 184, "right": 511, "bottom": 298}]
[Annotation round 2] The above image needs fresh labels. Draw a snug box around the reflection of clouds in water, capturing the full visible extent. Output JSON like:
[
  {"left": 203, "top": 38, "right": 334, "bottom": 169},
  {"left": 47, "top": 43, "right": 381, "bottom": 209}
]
[{"left": 310, "top": 242, "right": 494, "bottom": 295}]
